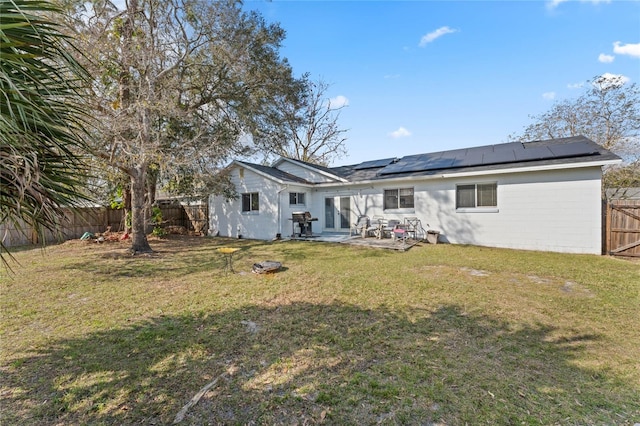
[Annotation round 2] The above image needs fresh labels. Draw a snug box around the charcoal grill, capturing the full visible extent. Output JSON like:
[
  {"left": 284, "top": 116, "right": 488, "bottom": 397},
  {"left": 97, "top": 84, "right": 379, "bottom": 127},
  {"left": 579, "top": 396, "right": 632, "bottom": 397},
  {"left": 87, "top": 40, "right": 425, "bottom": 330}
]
[{"left": 291, "top": 211, "right": 318, "bottom": 237}]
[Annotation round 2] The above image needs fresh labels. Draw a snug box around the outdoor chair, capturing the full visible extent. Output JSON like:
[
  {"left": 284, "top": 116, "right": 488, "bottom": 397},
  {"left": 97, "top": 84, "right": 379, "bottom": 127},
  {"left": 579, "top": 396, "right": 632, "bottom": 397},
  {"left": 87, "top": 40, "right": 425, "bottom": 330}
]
[
  {"left": 380, "top": 219, "right": 400, "bottom": 239},
  {"left": 404, "top": 217, "right": 420, "bottom": 240},
  {"left": 392, "top": 224, "right": 408, "bottom": 242},
  {"left": 369, "top": 215, "right": 386, "bottom": 238},
  {"left": 351, "top": 215, "right": 370, "bottom": 237}
]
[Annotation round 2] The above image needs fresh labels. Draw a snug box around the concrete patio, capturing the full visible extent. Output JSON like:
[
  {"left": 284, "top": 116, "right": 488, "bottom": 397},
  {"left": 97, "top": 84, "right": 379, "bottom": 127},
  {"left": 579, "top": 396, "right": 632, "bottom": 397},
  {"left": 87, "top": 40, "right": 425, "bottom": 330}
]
[{"left": 288, "top": 233, "right": 422, "bottom": 251}]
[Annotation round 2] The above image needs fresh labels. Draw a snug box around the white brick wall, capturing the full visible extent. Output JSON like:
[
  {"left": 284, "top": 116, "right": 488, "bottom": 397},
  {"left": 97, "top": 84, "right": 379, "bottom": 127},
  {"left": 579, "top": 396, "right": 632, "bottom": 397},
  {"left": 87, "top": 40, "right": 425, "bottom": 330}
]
[{"left": 211, "top": 163, "right": 604, "bottom": 254}]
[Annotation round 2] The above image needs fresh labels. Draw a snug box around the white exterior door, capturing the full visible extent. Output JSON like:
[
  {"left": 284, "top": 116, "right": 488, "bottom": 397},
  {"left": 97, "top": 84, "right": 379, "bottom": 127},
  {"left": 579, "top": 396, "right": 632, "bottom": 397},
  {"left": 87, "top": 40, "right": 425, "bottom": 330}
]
[{"left": 324, "top": 196, "right": 351, "bottom": 231}]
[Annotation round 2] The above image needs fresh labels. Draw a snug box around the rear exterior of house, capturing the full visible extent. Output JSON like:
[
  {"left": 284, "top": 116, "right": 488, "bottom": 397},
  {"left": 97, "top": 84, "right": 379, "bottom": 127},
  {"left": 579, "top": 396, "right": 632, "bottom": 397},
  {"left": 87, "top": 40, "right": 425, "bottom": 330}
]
[{"left": 208, "top": 136, "right": 620, "bottom": 254}]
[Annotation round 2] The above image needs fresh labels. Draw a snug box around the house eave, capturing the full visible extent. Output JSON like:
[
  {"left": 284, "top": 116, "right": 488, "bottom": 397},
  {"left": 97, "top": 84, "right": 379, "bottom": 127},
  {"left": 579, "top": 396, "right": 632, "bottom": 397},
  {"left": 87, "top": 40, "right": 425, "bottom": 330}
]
[
  {"left": 230, "top": 161, "right": 285, "bottom": 185},
  {"left": 274, "top": 157, "right": 349, "bottom": 183},
  {"left": 310, "top": 158, "right": 621, "bottom": 188},
  {"left": 439, "top": 158, "right": 621, "bottom": 178}
]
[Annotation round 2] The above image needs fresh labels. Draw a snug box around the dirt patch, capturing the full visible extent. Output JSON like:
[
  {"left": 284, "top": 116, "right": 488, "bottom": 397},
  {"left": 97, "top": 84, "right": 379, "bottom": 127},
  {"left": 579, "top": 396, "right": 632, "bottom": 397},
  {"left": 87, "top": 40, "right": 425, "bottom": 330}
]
[{"left": 461, "top": 267, "right": 490, "bottom": 277}]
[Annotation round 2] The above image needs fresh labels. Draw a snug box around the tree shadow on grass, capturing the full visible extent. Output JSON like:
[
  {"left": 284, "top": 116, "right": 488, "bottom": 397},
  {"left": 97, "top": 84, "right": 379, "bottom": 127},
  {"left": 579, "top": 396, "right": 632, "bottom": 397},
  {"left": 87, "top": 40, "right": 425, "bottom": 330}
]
[
  {"left": 57, "top": 236, "right": 347, "bottom": 279},
  {"left": 2, "top": 303, "right": 639, "bottom": 425},
  {"left": 58, "top": 237, "right": 275, "bottom": 279}
]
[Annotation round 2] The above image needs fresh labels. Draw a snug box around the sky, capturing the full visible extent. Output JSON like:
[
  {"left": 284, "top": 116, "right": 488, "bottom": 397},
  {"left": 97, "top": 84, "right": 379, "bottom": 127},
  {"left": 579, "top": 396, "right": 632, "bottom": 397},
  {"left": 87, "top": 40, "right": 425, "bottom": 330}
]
[{"left": 242, "top": 0, "right": 640, "bottom": 166}]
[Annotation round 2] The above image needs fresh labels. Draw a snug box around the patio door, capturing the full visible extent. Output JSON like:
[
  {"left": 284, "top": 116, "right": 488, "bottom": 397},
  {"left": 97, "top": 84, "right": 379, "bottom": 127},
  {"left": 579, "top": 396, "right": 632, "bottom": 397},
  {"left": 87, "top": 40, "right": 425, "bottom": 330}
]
[{"left": 324, "top": 196, "right": 351, "bottom": 231}]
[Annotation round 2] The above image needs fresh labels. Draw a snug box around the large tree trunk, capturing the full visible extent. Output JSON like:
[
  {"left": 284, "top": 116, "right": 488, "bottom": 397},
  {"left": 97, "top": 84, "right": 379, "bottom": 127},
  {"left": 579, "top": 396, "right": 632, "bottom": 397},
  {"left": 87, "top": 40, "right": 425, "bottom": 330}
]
[
  {"left": 130, "top": 165, "right": 153, "bottom": 254},
  {"left": 123, "top": 185, "right": 132, "bottom": 234},
  {"left": 144, "top": 167, "right": 158, "bottom": 235}
]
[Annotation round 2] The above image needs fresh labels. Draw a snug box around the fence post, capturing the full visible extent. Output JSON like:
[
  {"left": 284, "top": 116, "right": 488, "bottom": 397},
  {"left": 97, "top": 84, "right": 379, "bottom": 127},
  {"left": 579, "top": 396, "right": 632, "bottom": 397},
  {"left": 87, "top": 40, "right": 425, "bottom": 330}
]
[{"left": 605, "top": 201, "right": 611, "bottom": 255}]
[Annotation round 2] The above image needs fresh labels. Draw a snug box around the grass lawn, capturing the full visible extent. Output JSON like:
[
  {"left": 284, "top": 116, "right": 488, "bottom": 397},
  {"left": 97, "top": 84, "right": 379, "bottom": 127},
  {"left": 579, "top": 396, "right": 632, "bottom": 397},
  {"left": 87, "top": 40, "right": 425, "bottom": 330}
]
[{"left": 1, "top": 235, "right": 639, "bottom": 425}]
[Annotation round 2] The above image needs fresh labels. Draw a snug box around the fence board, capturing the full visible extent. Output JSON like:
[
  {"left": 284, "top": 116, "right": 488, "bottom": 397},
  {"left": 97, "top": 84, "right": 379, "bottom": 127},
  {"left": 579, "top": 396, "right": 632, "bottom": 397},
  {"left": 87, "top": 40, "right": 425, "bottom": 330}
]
[
  {"left": 606, "top": 200, "right": 640, "bottom": 257},
  {"left": 158, "top": 204, "right": 208, "bottom": 234},
  {"left": 1, "top": 204, "right": 207, "bottom": 248},
  {"left": 0, "top": 207, "right": 123, "bottom": 248}
]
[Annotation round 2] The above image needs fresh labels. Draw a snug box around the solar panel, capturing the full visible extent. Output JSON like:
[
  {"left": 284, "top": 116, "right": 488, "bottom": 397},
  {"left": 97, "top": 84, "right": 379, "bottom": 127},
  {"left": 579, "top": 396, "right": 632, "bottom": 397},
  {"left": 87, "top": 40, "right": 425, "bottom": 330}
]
[
  {"left": 377, "top": 138, "right": 602, "bottom": 176},
  {"left": 514, "top": 146, "right": 554, "bottom": 162},
  {"left": 492, "top": 142, "right": 521, "bottom": 152},
  {"left": 548, "top": 141, "right": 599, "bottom": 158},
  {"left": 378, "top": 159, "right": 411, "bottom": 175},
  {"left": 486, "top": 148, "right": 516, "bottom": 164},
  {"left": 354, "top": 157, "right": 396, "bottom": 170}
]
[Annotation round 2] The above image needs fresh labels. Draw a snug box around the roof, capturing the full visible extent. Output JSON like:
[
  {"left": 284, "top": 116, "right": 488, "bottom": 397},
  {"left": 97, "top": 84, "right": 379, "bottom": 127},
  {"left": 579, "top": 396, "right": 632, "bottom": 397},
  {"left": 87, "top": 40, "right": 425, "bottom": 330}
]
[
  {"left": 233, "top": 136, "right": 620, "bottom": 185},
  {"left": 235, "top": 160, "right": 311, "bottom": 184},
  {"left": 271, "top": 157, "right": 348, "bottom": 182},
  {"left": 329, "top": 136, "right": 621, "bottom": 181}
]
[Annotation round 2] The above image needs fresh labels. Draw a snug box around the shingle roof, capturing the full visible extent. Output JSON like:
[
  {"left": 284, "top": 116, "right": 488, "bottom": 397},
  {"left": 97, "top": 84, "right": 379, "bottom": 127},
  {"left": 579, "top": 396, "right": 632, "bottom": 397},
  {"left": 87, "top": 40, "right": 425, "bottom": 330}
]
[
  {"left": 237, "top": 136, "right": 620, "bottom": 185},
  {"left": 235, "top": 161, "right": 311, "bottom": 184},
  {"left": 328, "top": 136, "right": 620, "bottom": 181}
]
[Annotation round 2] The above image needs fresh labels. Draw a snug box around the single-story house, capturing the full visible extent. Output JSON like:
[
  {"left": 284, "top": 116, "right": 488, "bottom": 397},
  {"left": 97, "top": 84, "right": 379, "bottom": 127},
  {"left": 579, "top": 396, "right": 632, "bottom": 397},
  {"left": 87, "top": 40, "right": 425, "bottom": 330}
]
[{"left": 208, "top": 135, "right": 621, "bottom": 254}]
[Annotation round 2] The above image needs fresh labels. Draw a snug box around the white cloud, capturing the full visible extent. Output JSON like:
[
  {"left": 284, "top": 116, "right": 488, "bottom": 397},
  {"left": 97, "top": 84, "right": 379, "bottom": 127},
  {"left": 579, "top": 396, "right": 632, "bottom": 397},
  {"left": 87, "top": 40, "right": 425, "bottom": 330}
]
[
  {"left": 542, "top": 92, "right": 556, "bottom": 100},
  {"left": 567, "top": 82, "right": 585, "bottom": 89},
  {"left": 547, "top": 0, "right": 611, "bottom": 9},
  {"left": 328, "top": 95, "right": 349, "bottom": 109},
  {"left": 598, "top": 53, "right": 615, "bottom": 63},
  {"left": 594, "top": 73, "right": 630, "bottom": 89},
  {"left": 546, "top": 0, "right": 569, "bottom": 9},
  {"left": 613, "top": 41, "right": 640, "bottom": 58},
  {"left": 384, "top": 74, "right": 401, "bottom": 80},
  {"left": 419, "top": 26, "right": 458, "bottom": 47},
  {"left": 389, "top": 127, "right": 412, "bottom": 139}
]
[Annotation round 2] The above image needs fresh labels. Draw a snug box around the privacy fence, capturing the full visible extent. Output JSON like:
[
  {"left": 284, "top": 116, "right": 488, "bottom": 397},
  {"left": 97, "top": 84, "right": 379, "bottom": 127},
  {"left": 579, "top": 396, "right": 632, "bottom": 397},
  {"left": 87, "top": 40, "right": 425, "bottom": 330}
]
[
  {"left": 604, "top": 199, "right": 640, "bottom": 258},
  {"left": 1, "top": 204, "right": 208, "bottom": 248}
]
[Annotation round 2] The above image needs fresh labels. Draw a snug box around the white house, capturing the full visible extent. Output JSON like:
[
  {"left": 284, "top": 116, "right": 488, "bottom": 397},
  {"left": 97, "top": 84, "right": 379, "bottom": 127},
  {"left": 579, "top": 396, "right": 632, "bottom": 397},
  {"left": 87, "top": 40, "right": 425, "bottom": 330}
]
[{"left": 208, "top": 136, "right": 621, "bottom": 254}]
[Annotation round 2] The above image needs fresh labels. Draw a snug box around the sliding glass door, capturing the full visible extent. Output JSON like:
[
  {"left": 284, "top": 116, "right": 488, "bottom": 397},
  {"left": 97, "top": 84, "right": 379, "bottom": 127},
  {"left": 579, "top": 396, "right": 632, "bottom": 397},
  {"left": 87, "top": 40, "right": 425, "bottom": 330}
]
[{"left": 324, "top": 196, "right": 351, "bottom": 230}]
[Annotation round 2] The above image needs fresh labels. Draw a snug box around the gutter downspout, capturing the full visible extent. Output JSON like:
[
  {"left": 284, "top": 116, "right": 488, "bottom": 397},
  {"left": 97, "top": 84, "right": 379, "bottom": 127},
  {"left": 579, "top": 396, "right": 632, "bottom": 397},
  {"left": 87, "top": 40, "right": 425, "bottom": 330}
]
[{"left": 277, "top": 185, "right": 289, "bottom": 238}]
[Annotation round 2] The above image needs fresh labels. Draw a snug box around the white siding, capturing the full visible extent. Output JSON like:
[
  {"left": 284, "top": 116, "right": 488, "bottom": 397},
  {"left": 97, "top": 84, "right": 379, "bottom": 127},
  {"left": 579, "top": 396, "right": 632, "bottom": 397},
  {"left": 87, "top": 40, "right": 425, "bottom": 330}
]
[
  {"left": 208, "top": 166, "right": 282, "bottom": 240},
  {"left": 446, "top": 167, "right": 603, "bottom": 254},
  {"left": 210, "top": 161, "right": 604, "bottom": 254},
  {"left": 280, "top": 186, "right": 318, "bottom": 236},
  {"left": 360, "top": 167, "right": 603, "bottom": 254},
  {"left": 323, "top": 167, "right": 603, "bottom": 253}
]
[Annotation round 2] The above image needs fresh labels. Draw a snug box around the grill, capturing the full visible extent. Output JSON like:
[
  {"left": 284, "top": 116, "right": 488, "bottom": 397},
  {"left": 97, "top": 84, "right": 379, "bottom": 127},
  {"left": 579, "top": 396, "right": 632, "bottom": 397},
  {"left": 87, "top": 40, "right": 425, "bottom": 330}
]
[{"left": 291, "top": 211, "right": 318, "bottom": 237}]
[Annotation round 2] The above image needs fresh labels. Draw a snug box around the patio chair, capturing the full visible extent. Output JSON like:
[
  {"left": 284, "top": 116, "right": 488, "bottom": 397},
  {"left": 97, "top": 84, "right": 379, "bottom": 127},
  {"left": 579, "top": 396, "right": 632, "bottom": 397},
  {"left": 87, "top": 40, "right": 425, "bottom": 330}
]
[
  {"left": 392, "top": 223, "right": 408, "bottom": 242},
  {"left": 380, "top": 219, "right": 400, "bottom": 239},
  {"left": 369, "top": 215, "right": 385, "bottom": 238},
  {"left": 404, "top": 217, "right": 420, "bottom": 240},
  {"left": 351, "top": 215, "right": 370, "bottom": 237}
]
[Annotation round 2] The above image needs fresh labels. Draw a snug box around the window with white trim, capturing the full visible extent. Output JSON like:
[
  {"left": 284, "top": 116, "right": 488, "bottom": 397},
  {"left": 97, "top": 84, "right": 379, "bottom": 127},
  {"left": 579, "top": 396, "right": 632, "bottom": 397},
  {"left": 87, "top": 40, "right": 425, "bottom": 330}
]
[
  {"left": 241, "top": 192, "right": 259, "bottom": 212},
  {"left": 456, "top": 183, "right": 497, "bottom": 208},
  {"left": 289, "top": 192, "right": 306, "bottom": 206},
  {"left": 384, "top": 188, "right": 414, "bottom": 210}
]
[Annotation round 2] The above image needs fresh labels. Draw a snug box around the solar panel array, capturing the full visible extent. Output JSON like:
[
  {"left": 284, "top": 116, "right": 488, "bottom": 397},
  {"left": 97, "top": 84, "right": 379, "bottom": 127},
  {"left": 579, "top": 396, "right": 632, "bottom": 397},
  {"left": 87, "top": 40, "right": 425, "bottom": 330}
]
[
  {"left": 353, "top": 157, "right": 397, "bottom": 170},
  {"left": 377, "top": 140, "right": 600, "bottom": 176}
]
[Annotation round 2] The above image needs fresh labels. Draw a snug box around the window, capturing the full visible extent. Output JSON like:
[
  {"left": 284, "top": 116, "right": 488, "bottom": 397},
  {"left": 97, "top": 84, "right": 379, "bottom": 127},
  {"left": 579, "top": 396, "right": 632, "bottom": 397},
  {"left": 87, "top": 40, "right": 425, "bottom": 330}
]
[
  {"left": 456, "top": 183, "right": 497, "bottom": 208},
  {"left": 384, "top": 188, "right": 414, "bottom": 210},
  {"left": 241, "top": 192, "right": 259, "bottom": 212},
  {"left": 289, "top": 192, "right": 306, "bottom": 206}
]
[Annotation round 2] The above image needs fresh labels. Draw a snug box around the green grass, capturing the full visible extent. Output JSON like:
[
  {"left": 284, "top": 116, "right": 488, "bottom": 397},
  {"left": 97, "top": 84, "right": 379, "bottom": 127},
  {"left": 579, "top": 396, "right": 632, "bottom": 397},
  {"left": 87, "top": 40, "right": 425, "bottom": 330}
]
[{"left": 1, "top": 236, "right": 639, "bottom": 425}]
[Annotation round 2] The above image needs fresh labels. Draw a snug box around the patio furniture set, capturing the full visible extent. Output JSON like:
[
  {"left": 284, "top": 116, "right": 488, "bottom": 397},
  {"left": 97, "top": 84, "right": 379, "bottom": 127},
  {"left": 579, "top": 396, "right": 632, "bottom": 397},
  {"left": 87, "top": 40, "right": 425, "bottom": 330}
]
[{"left": 351, "top": 216, "right": 425, "bottom": 243}]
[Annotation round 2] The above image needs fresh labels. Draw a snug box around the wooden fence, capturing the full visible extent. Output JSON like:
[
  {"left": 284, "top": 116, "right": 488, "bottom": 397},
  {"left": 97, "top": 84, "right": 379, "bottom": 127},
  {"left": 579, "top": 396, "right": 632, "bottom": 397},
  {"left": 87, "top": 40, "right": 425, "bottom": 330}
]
[
  {"left": 1, "top": 207, "right": 124, "bottom": 248},
  {"left": 158, "top": 204, "right": 208, "bottom": 234},
  {"left": 0, "top": 204, "right": 207, "bottom": 248},
  {"left": 604, "top": 200, "right": 640, "bottom": 257}
]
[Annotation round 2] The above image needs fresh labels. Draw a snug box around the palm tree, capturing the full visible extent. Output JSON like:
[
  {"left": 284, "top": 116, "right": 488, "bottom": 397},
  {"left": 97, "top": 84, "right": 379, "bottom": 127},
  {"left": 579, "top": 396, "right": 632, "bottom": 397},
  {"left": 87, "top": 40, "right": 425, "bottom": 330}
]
[{"left": 0, "top": 0, "right": 91, "bottom": 264}]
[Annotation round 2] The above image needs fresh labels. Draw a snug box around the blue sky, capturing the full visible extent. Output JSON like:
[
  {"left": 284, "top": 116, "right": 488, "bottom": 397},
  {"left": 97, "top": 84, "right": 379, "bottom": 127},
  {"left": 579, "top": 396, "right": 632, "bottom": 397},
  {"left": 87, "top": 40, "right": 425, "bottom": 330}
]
[{"left": 243, "top": 0, "right": 640, "bottom": 166}]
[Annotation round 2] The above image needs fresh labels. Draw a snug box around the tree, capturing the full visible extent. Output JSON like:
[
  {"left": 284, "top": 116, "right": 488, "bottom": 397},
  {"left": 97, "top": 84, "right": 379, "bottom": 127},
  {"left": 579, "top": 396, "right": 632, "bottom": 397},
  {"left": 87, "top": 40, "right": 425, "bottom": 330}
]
[
  {"left": 512, "top": 75, "right": 639, "bottom": 159},
  {"left": 63, "top": 0, "right": 302, "bottom": 253},
  {"left": 511, "top": 74, "right": 640, "bottom": 193},
  {"left": 0, "top": 0, "right": 91, "bottom": 264},
  {"left": 265, "top": 77, "right": 348, "bottom": 166}
]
